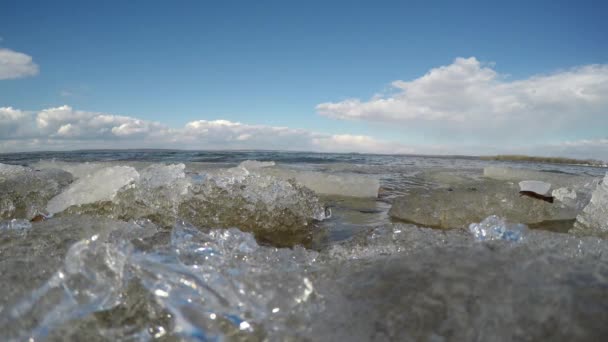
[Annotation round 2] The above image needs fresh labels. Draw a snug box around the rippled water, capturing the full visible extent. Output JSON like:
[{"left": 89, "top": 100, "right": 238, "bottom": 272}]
[{"left": 1, "top": 150, "right": 607, "bottom": 341}]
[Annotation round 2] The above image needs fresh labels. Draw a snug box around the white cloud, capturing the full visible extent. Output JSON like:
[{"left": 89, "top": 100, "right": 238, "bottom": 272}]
[
  {"left": 0, "top": 48, "right": 39, "bottom": 80},
  {"left": 0, "top": 107, "right": 35, "bottom": 138},
  {"left": 34, "top": 105, "right": 167, "bottom": 139},
  {"left": 1, "top": 105, "right": 606, "bottom": 161},
  {"left": 316, "top": 57, "right": 608, "bottom": 142},
  {"left": 0, "top": 105, "right": 411, "bottom": 155}
]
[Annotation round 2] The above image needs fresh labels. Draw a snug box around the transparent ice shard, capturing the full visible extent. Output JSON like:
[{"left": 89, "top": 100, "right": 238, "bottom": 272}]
[{"left": 468, "top": 215, "right": 528, "bottom": 242}]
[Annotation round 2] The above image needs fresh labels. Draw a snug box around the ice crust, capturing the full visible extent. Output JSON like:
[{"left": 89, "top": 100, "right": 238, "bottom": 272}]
[
  {"left": 2, "top": 218, "right": 608, "bottom": 341},
  {"left": 485, "top": 166, "right": 599, "bottom": 207}
]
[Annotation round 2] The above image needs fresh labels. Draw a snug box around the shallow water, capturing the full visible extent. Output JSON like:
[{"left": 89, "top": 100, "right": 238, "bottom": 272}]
[{"left": 0, "top": 150, "right": 607, "bottom": 341}]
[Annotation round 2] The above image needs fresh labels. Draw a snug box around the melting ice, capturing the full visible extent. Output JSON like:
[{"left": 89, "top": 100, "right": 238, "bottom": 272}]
[{"left": 1, "top": 153, "right": 608, "bottom": 341}]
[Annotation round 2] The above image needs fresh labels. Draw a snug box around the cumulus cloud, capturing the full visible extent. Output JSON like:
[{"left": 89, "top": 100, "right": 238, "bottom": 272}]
[
  {"left": 317, "top": 57, "right": 608, "bottom": 142},
  {"left": 0, "top": 105, "right": 411, "bottom": 155},
  {"left": 33, "top": 106, "right": 168, "bottom": 139},
  {"left": 0, "top": 107, "right": 36, "bottom": 138},
  {"left": 0, "top": 48, "right": 39, "bottom": 79}
]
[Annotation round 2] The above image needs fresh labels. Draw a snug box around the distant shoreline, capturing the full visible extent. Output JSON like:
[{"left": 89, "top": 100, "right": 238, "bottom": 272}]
[{"left": 479, "top": 155, "right": 607, "bottom": 167}]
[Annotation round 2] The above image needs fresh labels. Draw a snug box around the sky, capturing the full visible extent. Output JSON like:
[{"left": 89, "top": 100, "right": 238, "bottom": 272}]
[{"left": 1, "top": 0, "right": 607, "bottom": 159}]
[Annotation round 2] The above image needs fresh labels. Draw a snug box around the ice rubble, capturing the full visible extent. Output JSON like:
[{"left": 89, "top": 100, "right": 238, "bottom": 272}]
[
  {"left": 178, "top": 165, "right": 328, "bottom": 242},
  {"left": 59, "top": 163, "right": 191, "bottom": 228},
  {"left": 0, "top": 218, "right": 319, "bottom": 341},
  {"left": 0, "top": 163, "right": 73, "bottom": 220},
  {"left": 49, "top": 163, "right": 327, "bottom": 242},
  {"left": 388, "top": 179, "right": 578, "bottom": 229},
  {"left": 3, "top": 218, "right": 608, "bottom": 341},
  {"left": 485, "top": 166, "right": 599, "bottom": 208},
  {"left": 574, "top": 173, "right": 608, "bottom": 234}
]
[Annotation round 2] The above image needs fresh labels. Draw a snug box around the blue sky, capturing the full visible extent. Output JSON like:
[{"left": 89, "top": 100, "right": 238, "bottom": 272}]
[{"left": 1, "top": 0, "right": 607, "bottom": 158}]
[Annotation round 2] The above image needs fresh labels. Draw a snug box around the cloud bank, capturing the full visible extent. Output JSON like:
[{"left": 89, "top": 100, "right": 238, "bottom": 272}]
[
  {"left": 317, "top": 57, "right": 608, "bottom": 143},
  {"left": 0, "top": 48, "right": 39, "bottom": 80},
  {"left": 1, "top": 105, "right": 605, "bottom": 160},
  {"left": 0, "top": 105, "right": 415, "bottom": 155}
]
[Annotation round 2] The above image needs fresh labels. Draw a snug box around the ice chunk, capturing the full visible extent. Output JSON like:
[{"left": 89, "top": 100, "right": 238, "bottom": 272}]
[
  {"left": 3, "top": 238, "right": 131, "bottom": 341},
  {"left": 0, "top": 216, "right": 158, "bottom": 341},
  {"left": 58, "top": 164, "right": 192, "bottom": 228},
  {"left": 519, "top": 180, "right": 551, "bottom": 195},
  {"left": 179, "top": 166, "right": 327, "bottom": 244},
  {"left": 485, "top": 166, "right": 601, "bottom": 210},
  {"left": 574, "top": 173, "right": 608, "bottom": 234},
  {"left": 0, "top": 163, "right": 73, "bottom": 220},
  {"left": 258, "top": 168, "right": 380, "bottom": 198},
  {"left": 46, "top": 166, "right": 139, "bottom": 214},
  {"left": 389, "top": 179, "right": 578, "bottom": 228},
  {"left": 137, "top": 163, "right": 188, "bottom": 191},
  {"left": 51, "top": 164, "right": 326, "bottom": 242},
  {"left": 552, "top": 187, "right": 580, "bottom": 209},
  {"left": 125, "top": 223, "right": 319, "bottom": 340},
  {"left": 468, "top": 215, "right": 528, "bottom": 242}
]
